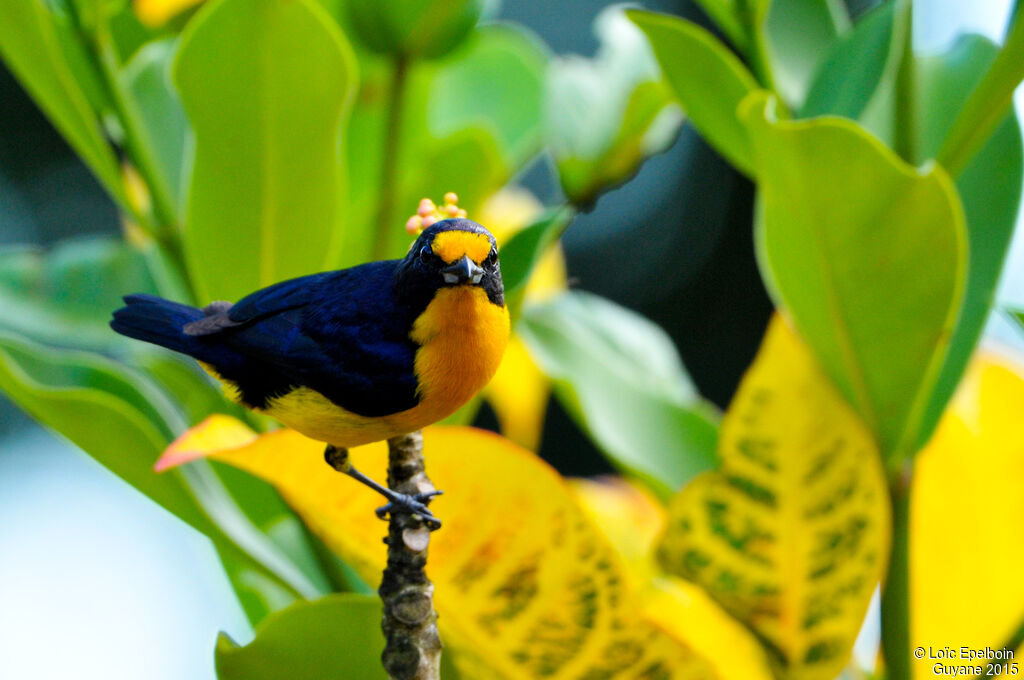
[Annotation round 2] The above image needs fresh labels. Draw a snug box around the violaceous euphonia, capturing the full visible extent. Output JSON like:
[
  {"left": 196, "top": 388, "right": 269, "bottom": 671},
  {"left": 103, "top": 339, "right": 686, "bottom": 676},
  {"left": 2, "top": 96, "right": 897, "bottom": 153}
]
[{"left": 110, "top": 218, "right": 510, "bottom": 528}]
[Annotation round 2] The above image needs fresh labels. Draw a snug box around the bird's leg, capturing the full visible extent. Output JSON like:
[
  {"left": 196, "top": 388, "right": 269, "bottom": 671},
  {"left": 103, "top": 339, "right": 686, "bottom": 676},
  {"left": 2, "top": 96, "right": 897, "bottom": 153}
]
[{"left": 324, "top": 444, "right": 443, "bottom": 530}]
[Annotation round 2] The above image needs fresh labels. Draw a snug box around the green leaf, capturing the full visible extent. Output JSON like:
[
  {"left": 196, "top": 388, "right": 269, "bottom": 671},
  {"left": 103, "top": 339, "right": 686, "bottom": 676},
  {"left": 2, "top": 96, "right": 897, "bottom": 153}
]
[
  {"left": 0, "top": 331, "right": 210, "bottom": 529},
  {"left": 800, "top": 0, "right": 900, "bottom": 122},
  {"left": 629, "top": 9, "right": 760, "bottom": 175},
  {"left": 690, "top": 0, "right": 746, "bottom": 49},
  {"left": 765, "top": 0, "right": 849, "bottom": 110},
  {"left": 215, "top": 594, "right": 387, "bottom": 680},
  {"left": 344, "top": 0, "right": 484, "bottom": 59},
  {"left": 548, "top": 6, "right": 683, "bottom": 205},
  {"left": 121, "top": 38, "right": 190, "bottom": 222},
  {"left": 426, "top": 23, "right": 548, "bottom": 169},
  {"left": 174, "top": 0, "right": 357, "bottom": 302},
  {"left": 133, "top": 352, "right": 237, "bottom": 425},
  {"left": 0, "top": 0, "right": 128, "bottom": 208},
  {"left": 910, "top": 34, "right": 1024, "bottom": 450},
  {"left": 498, "top": 207, "right": 574, "bottom": 303},
  {"left": 519, "top": 291, "right": 719, "bottom": 497},
  {"left": 938, "top": 2, "right": 1024, "bottom": 176},
  {"left": 743, "top": 93, "right": 966, "bottom": 462},
  {"left": 0, "top": 237, "right": 159, "bottom": 352}
]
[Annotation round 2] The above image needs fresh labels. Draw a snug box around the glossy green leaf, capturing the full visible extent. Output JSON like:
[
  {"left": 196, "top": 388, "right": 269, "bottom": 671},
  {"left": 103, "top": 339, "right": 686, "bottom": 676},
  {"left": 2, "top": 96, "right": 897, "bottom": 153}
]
[
  {"left": 765, "top": 0, "right": 848, "bottom": 110},
  {"left": 498, "top": 207, "right": 574, "bottom": 303},
  {"left": 629, "top": 9, "right": 760, "bottom": 175},
  {"left": 216, "top": 594, "right": 387, "bottom": 680},
  {"left": 519, "top": 291, "right": 719, "bottom": 497},
  {"left": 0, "top": 332, "right": 210, "bottom": 529},
  {"left": 801, "top": 0, "right": 901, "bottom": 122},
  {"left": 0, "top": 0, "right": 128, "bottom": 208},
  {"left": 554, "top": 79, "right": 682, "bottom": 205},
  {"left": 174, "top": 0, "right": 357, "bottom": 302},
  {"left": 743, "top": 93, "right": 966, "bottom": 461},
  {"left": 0, "top": 238, "right": 158, "bottom": 352},
  {"left": 910, "top": 34, "right": 1024, "bottom": 450},
  {"left": 427, "top": 23, "right": 548, "bottom": 169},
  {"left": 938, "top": 3, "right": 1024, "bottom": 175},
  {"left": 547, "top": 7, "right": 682, "bottom": 205},
  {"left": 121, "top": 38, "right": 190, "bottom": 222}
]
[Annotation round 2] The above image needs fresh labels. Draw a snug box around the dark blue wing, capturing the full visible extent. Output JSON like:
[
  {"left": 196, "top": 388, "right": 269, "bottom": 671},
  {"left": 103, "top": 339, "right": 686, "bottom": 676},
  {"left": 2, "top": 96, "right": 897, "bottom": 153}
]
[{"left": 201, "top": 261, "right": 420, "bottom": 417}]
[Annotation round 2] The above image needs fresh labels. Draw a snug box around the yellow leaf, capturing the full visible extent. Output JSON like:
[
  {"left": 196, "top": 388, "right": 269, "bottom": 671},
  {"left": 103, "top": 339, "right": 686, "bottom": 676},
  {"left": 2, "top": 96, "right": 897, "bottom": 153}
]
[
  {"left": 911, "top": 350, "right": 1024, "bottom": 678},
  {"left": 571, "top": 476, "right": 776, "bottom": 680},
  {"left": 479, "top": 187, "right": 567, "bottom": 449},
  {"left": 170, "top": 420, "right": 728, "bottom": 678},
  {"left": 484, "top": 335, "right": 550, "bottom": 451},
  {"left": 570, "top": 475, "right": 666, "bottom": 585},
  {"left": 657, "top": 314, "right": 890, "bottom": 680}
]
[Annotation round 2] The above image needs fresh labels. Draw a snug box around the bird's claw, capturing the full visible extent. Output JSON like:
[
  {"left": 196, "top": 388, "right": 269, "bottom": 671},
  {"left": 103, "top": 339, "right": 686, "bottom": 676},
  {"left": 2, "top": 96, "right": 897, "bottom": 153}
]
[{"left": 375, "top": 490, "right": 444, "bottom": 530}]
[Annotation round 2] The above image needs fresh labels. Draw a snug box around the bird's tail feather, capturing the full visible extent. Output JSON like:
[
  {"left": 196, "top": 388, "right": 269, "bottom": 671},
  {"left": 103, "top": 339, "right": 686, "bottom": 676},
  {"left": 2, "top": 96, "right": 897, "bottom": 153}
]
[{"left": 110, "top": 294, "right": 205, "bottom": 355}]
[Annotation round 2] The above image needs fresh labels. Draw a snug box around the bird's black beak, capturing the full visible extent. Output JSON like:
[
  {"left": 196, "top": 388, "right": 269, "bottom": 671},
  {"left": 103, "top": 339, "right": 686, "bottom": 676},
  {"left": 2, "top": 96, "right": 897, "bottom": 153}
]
[{"left": 441, "top": 255, "right": 484, "bottom": 285}]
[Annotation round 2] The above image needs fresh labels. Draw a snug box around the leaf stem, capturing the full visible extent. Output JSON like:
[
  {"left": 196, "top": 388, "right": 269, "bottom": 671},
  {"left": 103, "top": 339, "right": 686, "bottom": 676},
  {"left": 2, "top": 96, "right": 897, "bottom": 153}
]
[
  {"left": 893, "top": 0, "right": 916, "bottom": 163},
  {"left": 379, "top": 431, "right": 442, "bottom": 680},
  {"left": 372, "top": 55, "right": 410, "bottom": 261},
  {"left": 881, "top": 462, "right": 913, "bottom": 680}
]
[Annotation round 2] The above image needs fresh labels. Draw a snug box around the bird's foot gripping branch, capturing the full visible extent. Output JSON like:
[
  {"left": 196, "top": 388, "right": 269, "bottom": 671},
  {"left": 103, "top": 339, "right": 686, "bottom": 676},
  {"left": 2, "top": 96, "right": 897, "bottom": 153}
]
[{"left": 324, "top": 443, "right": 443, "bottom": 530}]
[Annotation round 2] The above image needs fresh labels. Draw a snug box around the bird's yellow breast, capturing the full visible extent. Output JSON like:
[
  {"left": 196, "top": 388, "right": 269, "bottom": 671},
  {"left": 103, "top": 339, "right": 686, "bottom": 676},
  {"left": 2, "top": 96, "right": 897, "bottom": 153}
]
[{"left": 248, "top": 286, "right": 509, "bottom": 447}]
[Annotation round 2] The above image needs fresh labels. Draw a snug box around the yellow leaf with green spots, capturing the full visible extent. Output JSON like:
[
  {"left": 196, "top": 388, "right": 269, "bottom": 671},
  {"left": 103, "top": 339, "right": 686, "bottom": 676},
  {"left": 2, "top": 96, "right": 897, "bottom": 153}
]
[
  {"left": 163, "top": 422, "right": 773, "bottom": 678},
  {"left": 656, "top": 314, "right": 890, "bottom": 680}
]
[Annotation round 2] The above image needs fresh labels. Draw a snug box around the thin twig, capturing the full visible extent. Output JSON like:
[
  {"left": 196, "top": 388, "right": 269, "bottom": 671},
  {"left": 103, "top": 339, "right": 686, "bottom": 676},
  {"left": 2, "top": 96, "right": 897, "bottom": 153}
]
[
  {"left": 372, "top": 55, "right": 410, "bottom": 260},
  {"left": 379, "top": 431, "right": 441, "bottom": 680}
]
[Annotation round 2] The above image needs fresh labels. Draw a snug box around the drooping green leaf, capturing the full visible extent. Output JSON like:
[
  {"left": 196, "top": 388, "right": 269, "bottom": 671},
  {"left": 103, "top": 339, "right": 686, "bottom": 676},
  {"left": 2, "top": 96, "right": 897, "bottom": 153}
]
[
  {"left": 765, "top": 0, "right": 849, "bottom": 110},
  {"left": 548, "top": 6, "right": 683, "bottom": 205},
  {"left": 121, "top": 38, "right": 191, "bottom": 223},
  {"left": 498, "top": 207, "right": 574, "bottom": 303},
  {"left": 0, "top": 332, "right": 209, "bottom": 528},
  {"left": 0, "top": 238, "right": 158, "bottom": 352},
  {"left": 0, "top": 0, "right": 128, "bottom": 209},
  {"left": 801, "top": 0, "right": 901, "bottom": 123},
  {"left": 174, "top": 0, "right": 357, "bottom": 301},
  {"left": 743, "top": 93, "right": 966, "bottom": 462},
  {"left": 554, "top": 79, "right": 682, "bottom": 205},
  {"left": 910, "top": 34, "right": 1024, "bottom": 450},
  {"left": 427, "top": 22, "right": 548, "bottom": 169},
  {"left": 938, "top": 2, "right": 1024, "bottom": 176},
  {"left": 629, "top": 9, "right": 760, "bottom": 175},
  {"left": 519, "top": 291, "right": 719, "bottom": 497}
]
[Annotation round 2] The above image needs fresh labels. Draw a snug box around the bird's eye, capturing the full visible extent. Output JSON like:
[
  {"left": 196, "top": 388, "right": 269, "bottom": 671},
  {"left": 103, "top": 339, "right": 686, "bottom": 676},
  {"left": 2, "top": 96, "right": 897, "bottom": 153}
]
[
  {"left": 419, "top": 245, "right": 434, "bottom": 262},
  {"left": 485, "top": 248, "right": 497, "bottom": 265}
]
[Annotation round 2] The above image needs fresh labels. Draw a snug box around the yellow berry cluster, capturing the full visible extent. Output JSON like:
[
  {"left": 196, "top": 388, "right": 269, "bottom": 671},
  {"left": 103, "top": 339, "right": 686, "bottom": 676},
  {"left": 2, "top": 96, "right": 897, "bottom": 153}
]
[{"left": 405, "top": 192, "right": 468, "bottom": 235}]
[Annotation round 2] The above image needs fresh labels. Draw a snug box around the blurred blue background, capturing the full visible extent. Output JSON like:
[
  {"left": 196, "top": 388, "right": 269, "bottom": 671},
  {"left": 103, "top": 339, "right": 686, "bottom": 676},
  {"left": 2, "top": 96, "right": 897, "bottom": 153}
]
[{"left": 1, "top": 0, "right": 1022, "bottom": 678}]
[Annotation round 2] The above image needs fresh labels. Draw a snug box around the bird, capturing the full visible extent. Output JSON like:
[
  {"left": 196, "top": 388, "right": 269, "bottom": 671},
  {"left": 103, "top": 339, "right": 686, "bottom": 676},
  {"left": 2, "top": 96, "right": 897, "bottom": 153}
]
[{"left": 111, "top": 218, "right": 510, "bottom": 528}]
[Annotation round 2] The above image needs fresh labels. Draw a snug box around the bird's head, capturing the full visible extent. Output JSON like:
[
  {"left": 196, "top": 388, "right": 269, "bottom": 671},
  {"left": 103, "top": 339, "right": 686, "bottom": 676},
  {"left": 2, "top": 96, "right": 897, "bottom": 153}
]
[{"left": 397, "top": 218, "right": 505, "bottom": 307}]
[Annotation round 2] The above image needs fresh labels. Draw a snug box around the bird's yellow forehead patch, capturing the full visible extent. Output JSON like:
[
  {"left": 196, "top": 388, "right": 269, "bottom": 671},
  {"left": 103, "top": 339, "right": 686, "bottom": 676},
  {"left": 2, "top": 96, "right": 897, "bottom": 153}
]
[{"left": 431, "top": 230, "right": 492, "bottom": 264}]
